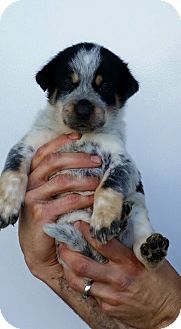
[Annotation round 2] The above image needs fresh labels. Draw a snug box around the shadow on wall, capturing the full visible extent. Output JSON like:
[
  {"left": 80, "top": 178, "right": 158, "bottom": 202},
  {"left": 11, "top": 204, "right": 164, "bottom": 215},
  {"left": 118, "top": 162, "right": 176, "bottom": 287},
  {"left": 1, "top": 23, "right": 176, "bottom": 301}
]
[{"left": 0, "top": 1, "right": 180, "bottom": 329}]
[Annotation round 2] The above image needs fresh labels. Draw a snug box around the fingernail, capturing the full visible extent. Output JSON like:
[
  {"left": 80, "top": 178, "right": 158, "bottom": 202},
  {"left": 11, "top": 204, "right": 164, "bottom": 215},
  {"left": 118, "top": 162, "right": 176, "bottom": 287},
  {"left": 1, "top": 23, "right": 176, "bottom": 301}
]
[
  {"left": 91, "top": 155, "right": 101, "bottom": 164},
  {"left": 68, "top": 133, "right": 81, "bottom": 140}
]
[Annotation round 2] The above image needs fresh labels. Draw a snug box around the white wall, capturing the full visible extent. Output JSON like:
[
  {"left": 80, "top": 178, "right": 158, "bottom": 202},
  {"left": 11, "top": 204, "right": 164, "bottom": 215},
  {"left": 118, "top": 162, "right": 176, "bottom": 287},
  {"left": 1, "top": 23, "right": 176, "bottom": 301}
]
[{"left": 0, "top": 1, "right": 180, "bottom": 328}]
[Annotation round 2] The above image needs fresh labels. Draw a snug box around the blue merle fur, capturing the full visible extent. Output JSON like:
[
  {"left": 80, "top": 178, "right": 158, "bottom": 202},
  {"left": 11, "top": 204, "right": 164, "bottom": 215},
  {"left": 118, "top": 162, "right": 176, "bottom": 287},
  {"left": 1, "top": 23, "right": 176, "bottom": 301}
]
[
  {"left": 2, "top": 143, "right": 34, "bottom": 173},
  {"left": 44, "top": 140, "right": 144, "bottom": 261}
]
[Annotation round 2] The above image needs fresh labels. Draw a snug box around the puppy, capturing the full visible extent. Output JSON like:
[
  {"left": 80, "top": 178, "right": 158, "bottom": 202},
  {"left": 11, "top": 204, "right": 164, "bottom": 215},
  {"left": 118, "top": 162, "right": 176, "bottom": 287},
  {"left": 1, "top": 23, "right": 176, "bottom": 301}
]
[{"left": 0, "top": 42, "right": 169, "bottom": 268}]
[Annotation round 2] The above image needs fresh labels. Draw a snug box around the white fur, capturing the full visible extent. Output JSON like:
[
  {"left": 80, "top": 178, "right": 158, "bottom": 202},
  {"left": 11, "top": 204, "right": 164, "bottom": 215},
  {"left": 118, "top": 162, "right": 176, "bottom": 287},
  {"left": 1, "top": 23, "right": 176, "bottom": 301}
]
[{"left": 0, "top": 44, "right": 168, "bottom": 268}]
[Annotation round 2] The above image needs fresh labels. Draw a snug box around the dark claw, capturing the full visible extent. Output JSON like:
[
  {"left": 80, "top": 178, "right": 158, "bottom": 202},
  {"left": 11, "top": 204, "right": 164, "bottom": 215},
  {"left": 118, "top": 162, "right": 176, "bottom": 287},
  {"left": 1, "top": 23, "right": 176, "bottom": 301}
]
[
  {"left": 0, "top": 212, "right": 19, "bottom": 229},
  {"left": 10, "top": 213, "right": 19, "bottom": 225},
  {"left": 90, "top": 201, "right": 133, "bottom": 244},
  {"left": 0, "top": 216, "right": 9, "bottom": 229},
  {"left": 110, "top": 220, "right": 121, "bottom": 235},
  {"left": 90, "top": 220, "right": 123, "bottom": 244},
  {"left": 90, "top": 226, "right": 109, "bottom": 243}
]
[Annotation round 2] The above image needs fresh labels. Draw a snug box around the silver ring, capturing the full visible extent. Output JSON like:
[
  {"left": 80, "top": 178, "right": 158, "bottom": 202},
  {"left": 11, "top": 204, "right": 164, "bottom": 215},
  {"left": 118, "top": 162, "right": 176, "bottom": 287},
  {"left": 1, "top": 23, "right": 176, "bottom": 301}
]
[{"left": 82, "top": 279, "right": 93, "bottom": 299}]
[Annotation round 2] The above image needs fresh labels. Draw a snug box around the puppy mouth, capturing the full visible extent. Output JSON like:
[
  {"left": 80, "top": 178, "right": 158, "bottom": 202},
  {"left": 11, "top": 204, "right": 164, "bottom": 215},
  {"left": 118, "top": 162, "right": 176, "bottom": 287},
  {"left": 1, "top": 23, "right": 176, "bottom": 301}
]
[{"left": 63, "top": 119, "right": 104, "bottom": 132}]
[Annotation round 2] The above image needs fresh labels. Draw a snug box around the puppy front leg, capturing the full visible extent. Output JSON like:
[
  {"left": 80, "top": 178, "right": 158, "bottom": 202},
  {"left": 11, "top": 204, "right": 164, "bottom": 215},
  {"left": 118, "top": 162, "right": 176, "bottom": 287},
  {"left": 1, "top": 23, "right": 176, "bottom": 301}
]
[
  {"left": 90, "top": 187, "right": 124, "bottom": 243},
  {"left": 0, "top": 129, "right": 57, "bottom": 229},
  {"left": 90, "top": 162, "right": 132, "bottom": 244},
  {"left": 0, "top": 141, "right": 34, "bottom": 228}
]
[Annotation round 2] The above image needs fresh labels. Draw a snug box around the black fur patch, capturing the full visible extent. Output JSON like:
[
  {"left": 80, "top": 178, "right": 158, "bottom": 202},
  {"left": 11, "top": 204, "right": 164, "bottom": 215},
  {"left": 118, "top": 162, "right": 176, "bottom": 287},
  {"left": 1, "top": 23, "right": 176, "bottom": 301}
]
[
  {"left": 2, "top": 144, "right": 34, "bottom": 172},
  {"left": 136, "top": 181, "right": 144, "bottom": 194},
  {"left": 36, "top": 42, "right": 139, "bottom": 104},
  {"left": 3, "top": 146, "right": 24, "bottom": 172},
  {"left": 102, "top": 154, "right": 133, "bottom": 195},
  {"left": 102, "top": 152, "right": 111, "bottom": 172},
  {"left": 93, "top": 47, "right": 139, "bottom": 106},
  {"left": 102, "top": 165, "right": 131, "bottom": 195},
  {"left": 36, "top": 42, "right": 95, "bottom": 98}
]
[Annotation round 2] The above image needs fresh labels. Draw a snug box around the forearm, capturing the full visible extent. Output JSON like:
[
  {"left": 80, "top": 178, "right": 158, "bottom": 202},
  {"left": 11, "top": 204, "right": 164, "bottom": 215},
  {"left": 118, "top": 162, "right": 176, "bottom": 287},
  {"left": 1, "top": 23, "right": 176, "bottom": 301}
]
[
  {"left": 152, "top": 263, "right": 181, "bottom": 329},
  {"left": 39, "top": 270, "right": 133, "bottom": 329}
]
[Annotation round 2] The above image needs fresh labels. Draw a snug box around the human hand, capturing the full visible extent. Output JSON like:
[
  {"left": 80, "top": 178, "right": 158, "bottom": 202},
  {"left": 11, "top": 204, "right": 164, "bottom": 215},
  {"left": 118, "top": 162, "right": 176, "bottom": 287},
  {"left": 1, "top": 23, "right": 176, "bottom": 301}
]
[
  {"left": 19, "top": 133, "right": 101, "bottom": 281},
  {"left": 60, "top": 221, "right": 181, "bottom": 329}
]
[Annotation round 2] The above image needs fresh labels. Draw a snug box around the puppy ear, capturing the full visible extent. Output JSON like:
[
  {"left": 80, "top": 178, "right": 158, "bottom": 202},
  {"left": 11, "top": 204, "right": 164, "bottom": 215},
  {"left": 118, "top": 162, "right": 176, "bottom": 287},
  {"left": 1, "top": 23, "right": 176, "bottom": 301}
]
[
  {"left": 36, "top": 59, "right": 55, "bottom": 92},
  {"left": 121, "top": 65, "right": 139, "bottom": 102}
]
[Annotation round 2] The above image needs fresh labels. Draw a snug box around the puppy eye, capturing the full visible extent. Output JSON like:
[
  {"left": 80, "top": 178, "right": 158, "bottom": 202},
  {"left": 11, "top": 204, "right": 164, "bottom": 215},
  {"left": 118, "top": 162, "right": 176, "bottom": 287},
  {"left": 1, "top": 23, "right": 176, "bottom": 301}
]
[
  {"left": 99, "top": 82, "right": 111, "bottom": 93},
  {"left": 63, "top": 79, "right": 72, "bottom": 91}
]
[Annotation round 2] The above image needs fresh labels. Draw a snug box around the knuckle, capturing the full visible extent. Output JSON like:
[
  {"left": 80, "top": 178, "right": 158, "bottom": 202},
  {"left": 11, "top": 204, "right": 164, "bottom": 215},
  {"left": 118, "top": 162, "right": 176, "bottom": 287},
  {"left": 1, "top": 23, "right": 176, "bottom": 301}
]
[
  {"left": 101, "top": 303, "right": 112, "bottom": 314},
  {"left": 24, "top": 191, "right": 34, "bottom": 205},
  {"left": 53, "top": 174, "right": 70, "bottom": 186},
  {"left": 65, "top": 194, "right": 80, "bottom": 204},
  {"left": 31, "top": 203, "right": 43, "bottom": 219},
  {"left": 115, "top": 274, "right": 123, "bottom": 286},
  {"left": 27, "top": 175, "right": 44, "bottom": 190},
  {"left": 74, "top": 262, "right": 88, "bottom": 276},
  {"left": 59, "top": 247, "right": 68, "bottom": 260},
  {"left": 68, "top": 279, "right": 79, "bottom": 291},
  {"left": 35, "top": 145, "right": 46, "bottom": 158},
  {"left": 115, "top": 275, "right": 129, "bottom": 289},
  {"left": 44, "top": 153, "right": 55, "bottom": 165},
  {"left": 44, "top": 152, "right": 61, "bottom": 166},
  {"left": 109, "top": 295, "right": 122, "bottom": 307}
]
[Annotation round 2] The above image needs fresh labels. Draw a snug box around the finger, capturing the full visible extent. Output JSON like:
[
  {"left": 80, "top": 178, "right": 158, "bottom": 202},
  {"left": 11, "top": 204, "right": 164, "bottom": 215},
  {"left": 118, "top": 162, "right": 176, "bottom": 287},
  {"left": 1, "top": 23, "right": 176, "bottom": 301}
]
[
  {"left": 64, "top": 267, "right": 123, "bottom": 306},
  {"left": 80, "top": 222, "right": 138, "bottom": 264},
  {"left": 31, "top": 133, "right": 81, "bottom": 171},
  {"left": 28, "top": 175, "right": 99, "bottom": 200},
  {"left": 37, "top": 194, "right": 94, "bottom": 221},
  {"left": 59, "top": 245, "right": 114, "bottom": 283},
  {"left": 28, "top": 152, "right": 101, "bottom": 190}
]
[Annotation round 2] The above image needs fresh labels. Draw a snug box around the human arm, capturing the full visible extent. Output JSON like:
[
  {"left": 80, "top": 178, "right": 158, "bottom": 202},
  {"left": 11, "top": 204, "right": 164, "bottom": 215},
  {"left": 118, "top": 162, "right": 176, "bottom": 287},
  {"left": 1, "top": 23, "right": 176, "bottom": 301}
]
[
  {"left": 19, "top": 134, "right": 181, "bottom": 329},
  {"left": 59, "top": 222, "right": 181, "bottom": 329},
  {"left": 19, "top": 134, "right": 131, "bottom": 329}
]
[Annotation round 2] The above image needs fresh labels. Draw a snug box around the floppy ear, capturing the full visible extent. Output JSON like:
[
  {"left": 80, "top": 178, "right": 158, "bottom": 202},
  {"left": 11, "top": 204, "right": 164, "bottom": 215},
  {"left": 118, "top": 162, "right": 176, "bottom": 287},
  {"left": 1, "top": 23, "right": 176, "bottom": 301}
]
[
  {"left": 121, "top": 64, "right": 139, "bottom": 102},
  {"left": 36, "top": 58, "right": 56, "bottom": 92}
]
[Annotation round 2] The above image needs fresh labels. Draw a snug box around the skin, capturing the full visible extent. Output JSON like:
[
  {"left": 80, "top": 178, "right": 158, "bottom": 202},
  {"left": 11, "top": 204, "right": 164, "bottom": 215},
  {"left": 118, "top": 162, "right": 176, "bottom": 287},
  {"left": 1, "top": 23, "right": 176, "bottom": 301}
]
[{"left": 19, "top": 134, "right": 181, "bottom": 329}]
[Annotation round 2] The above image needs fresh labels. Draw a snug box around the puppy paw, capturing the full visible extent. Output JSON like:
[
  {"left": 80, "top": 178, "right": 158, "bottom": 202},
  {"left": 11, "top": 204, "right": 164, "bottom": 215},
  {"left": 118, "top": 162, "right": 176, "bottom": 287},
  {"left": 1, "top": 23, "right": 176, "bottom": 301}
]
[
  {"left": 140, "top": 233, "right": 169, "bottom": 268},
  {"left": 0, "top": 171, "right": 27, "bottom": 229},
  {"left": 90, "top": 201, "right": 132, "bottom": 244},
  {"left": 90, "top": 219, "right": 121, "bottom": 243}
]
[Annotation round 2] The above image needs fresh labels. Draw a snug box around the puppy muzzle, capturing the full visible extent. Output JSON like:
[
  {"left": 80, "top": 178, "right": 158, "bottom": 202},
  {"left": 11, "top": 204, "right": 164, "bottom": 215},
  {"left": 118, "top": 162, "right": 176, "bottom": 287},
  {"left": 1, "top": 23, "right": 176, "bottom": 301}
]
[{"left": 74, "top": 99, "right": 94, "bottom": 120}]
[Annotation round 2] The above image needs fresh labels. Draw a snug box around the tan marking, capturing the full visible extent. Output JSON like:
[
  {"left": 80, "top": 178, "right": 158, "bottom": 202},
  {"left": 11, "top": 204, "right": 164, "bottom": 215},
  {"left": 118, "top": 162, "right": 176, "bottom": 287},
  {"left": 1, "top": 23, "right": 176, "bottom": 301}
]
[
  {"left": 91, "top": 183, "right": 124, "bottom": 230},
  {"left": 71, "top": 72, "right": 79, "bottom": 84},
  {"left": 93, "top": 106, "right": 106, "bottom": 125},
  {"left": 49, "top": 88, "right": 58, "bottom": 105},
  {"left": 63, "top": 102, "right": 75, "bottom": 114},
  {"left": 115, "top": 94, "right": 121, "bottom": 106},
  {"left": 95, "top": 75, "right": 103, "bottom": 86}
]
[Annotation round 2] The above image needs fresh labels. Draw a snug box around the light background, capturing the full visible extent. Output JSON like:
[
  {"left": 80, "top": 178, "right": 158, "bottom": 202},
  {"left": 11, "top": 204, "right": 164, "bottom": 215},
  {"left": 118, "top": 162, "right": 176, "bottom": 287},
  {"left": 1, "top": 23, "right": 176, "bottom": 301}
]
[{"left": 0, "top": 1, "right": 180, "bottom": 328}]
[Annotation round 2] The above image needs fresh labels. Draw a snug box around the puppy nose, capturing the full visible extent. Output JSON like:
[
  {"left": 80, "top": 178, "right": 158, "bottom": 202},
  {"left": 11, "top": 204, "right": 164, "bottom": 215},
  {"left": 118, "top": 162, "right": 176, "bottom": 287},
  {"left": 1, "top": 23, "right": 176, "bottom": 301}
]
[{"left": 75, "top": 99, "right": 94, "bottom": 118}]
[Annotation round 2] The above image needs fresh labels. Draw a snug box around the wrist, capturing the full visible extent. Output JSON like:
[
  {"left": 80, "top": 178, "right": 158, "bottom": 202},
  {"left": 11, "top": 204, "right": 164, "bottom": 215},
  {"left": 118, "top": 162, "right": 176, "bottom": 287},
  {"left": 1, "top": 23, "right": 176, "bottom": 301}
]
[
  {"left": 26, "top": 257, "right": 63, "bottom": 283},
  {"left": 153, "top": 282, "right": 181, "bottom": 328}
]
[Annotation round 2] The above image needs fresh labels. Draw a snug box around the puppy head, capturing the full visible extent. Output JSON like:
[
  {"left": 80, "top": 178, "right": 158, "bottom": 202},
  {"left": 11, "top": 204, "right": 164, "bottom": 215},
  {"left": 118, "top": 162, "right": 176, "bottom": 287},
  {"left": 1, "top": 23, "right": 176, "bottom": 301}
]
[{"left": 36, "top": 42, "right": 139, "bottom": 132}]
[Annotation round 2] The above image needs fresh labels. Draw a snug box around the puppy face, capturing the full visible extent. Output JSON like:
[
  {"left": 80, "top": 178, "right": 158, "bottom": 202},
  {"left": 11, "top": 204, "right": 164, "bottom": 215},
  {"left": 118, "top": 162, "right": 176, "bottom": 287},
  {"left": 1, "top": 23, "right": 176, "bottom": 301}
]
[{"left": 36, "top": 43, "right": 139, "bottom": 132}]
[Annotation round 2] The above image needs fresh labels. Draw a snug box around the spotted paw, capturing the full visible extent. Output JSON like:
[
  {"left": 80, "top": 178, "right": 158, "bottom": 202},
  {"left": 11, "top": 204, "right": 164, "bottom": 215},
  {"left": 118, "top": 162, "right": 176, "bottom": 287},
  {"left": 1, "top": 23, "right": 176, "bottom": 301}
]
[
  {"left": 140, "top": 233, "right": 169, "bottom": 268},
  {"left": 0, "top": 213, "right": 19, "bottom": 229},
  {"left": 90, "top": 201, "right": 132, "bottom": 244},
  {"left": 90, "top": 219, "right": 121, "bottom": 243},
  {"left": 0, "top": 171, "right": 27, "bottom": 229}
]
